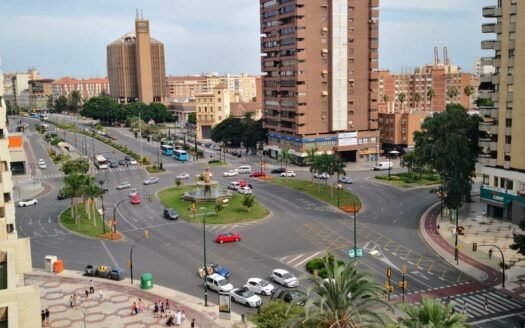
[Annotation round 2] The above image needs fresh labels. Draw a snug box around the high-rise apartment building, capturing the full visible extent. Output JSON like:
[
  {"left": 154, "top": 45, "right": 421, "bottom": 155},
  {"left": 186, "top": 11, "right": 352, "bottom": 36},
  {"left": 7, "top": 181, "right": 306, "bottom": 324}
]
[
  {"left": 478, "top": 0, "right": 524, "bottom": 224},
  {"left": 260, "top": 0, "right": 380, "bottom": 163},
  {"left": 107, "top": 15, "right": 166, "bottom": 104}
]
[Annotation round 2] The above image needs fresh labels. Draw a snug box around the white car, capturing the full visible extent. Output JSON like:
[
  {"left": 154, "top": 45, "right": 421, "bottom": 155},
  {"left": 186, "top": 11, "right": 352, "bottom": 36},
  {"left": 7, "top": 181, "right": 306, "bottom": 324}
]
[
  {"left": 128, "top": 159, "right": 138, "bottom": 165},
  {"left": 205, "top": 273, "right": 234, "bottom": 293},
  {"left": 314, "top": 172, "right": 330, "bottom": 179},
  {"left": 228, "top": 181, "right": 241, "bottom": 190},
  {"left": 39, "top": 162, "right": 47, "bottom": 169},
  {"left": 128, "top": 188, "right": 139, "bottom": 197},
  {"left": 280, "top": 171, "right": 296, "bottom": 177},
  {"left": 143, "top": 177, "right": 159, "bottom": 185},
  {"left": 229, "top": 288, "right": 262, "bottom": 308},
  {"left": 338, "top": 176, "right": 353, "bottom": 184},
  {"left": 38, "top": 159, "right": 45, "bottom": 165},
  {"left": 244, "top": 278, "right": 275, "bottom": 296},
  {"left": 223, "top": 170, "right": 238, "bottom": 177},
  {"left": 176, "top": 173, "right": 190, "bottom": 180},
  {"left": 18, "top": 199, "right": 38, "bottom": 207},
  {"left": 271, "top": 269, "right": 299, "bottom": 288},
  {"left": 237, "top": 186, "right": 252, "bottom": 195},
  {"left": 116, "top": 182, "right": 132, "bottom": 190}
]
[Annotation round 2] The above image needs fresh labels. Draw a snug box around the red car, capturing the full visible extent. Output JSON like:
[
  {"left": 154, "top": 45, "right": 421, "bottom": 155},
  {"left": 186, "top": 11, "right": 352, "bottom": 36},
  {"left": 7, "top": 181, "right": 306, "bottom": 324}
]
[
  {"left": 130, "top": 195, "right": 141, "bottom": 204},
  {"left": 216, "top": 231, "right": 242, "bottom": 244},
  {"left": 250, "top": 171, "right": 266, "bottom": 178}
]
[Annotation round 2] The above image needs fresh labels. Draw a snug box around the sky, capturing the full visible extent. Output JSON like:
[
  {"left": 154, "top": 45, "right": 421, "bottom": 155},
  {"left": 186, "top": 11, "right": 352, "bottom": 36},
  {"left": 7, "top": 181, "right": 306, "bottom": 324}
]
[{"left": 0, "top": 0, "right": 495, "bottom": 78}]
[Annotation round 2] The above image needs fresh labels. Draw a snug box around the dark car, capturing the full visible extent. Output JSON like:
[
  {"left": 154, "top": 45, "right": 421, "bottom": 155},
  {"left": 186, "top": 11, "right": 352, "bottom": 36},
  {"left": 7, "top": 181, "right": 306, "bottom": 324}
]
[
  {"left": 163, "top": 208, "right": 179, "bottom": 220},
  {"left": 84, "top": 264, "right": 97, "bottom": 277},
  {"left": 57, "top": 188, "right": 71, "bottom": 200},
  {"left": 109, "top": 161, "right": 119, "bottom": 168},
  {"left": 124, "top": 155, "right": 132, "bottom": 161},
  {"left": 271, "top": 168, "right": 286, "bottom": 174},
  {"left": 109, "top": 267, "right": 125, "bottom": 281},
  {"left": 273, "top": 289, "right": 306, "bottom": 306},
  {"left": 119, "top": 159, "right": 127, "bottom": 166},
  {"left": 95, "top": 265, "right": 111, "bottom": 278}
]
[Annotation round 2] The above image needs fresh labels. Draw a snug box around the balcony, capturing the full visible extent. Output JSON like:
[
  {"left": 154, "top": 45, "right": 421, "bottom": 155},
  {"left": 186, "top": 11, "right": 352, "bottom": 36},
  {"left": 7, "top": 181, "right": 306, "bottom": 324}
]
[
  {"left": 508, "top": 57, "right": 514, "bottom": 67},
  {"left": 504, "top": 143, "right": 511, "bottom": 153},
  {"left": 479, "top": 140, "right": 491, "bottom": 148},
  {"left": 492, "top": 75, "right": 500, "bottom": 85},
  {"left": 482, "top": 23, "right": 497, "bottom": 33},
  {"left": 490, "top": 125, "right": 499, "bottom": 134},
  {"left": 478, "top": 90, "right": 493, "bottom": 100},
  {"left": 481, "top": 40, "right": 500, "bottom": 50},
  {"left": 490, "top": 142, "right": 498, "bottom": 151},
  {"left": 509, "top": 40, "right": 515, "bottom": 49},
  {"left": 491, "top": 93, "right": 499, "bottom": 102},
  {"left": 479, "top": 124, "right": 491, "bottom": 133},
  {"left": 480, "top": 57, "right": 493, "bottom": 66},
  {"left": 479, "top": 157, "right": 496, "bottom": 166},
  {"left": 369, "top": 111, "right": 378, "bottom": 120},
  {"left": 482, "top": 6, "right": 502, "bottom": 18},
  {"left": 507, "top": 75, "right": 513, "bottom": 84},
  {"left": 370, "top": 0, "right": 379, "bottom": 8},
  {"left": 506, "top": 92, "right": 513, "bottom": 102},
  {"left": 480, "top": 74, "right": 493, "bottom": 83}
]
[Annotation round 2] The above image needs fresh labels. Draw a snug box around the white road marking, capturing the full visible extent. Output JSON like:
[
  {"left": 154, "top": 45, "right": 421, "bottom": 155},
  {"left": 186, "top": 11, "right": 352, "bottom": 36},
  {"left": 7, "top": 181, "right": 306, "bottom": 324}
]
[{"left": 100, "top": 240, "right": 119, "bottom": 268}]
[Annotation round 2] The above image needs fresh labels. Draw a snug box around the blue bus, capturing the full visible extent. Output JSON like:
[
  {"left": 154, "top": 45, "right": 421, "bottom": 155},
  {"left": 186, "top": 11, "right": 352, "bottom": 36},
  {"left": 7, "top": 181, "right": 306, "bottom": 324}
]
[
  {"left": 173, "top": 150, "right": 189, "bottom": 161},
  {"left": 30, "top": 113, "right": 40, "bottom": 119},
  {"left": 160, "top": 144, "right": 174, "bottom": 156}
]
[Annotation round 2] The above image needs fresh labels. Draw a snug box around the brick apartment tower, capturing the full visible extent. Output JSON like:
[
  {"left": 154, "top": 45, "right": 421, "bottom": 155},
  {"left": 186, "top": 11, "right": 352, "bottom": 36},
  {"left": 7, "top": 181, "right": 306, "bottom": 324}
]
[
  {"left": 478, "top": 0, "right": 525, "bottom": 223},
  {"left": 260, "top": 0, "right": 380, "bottom": 163},
  {"left": 107, "top": 14, "right": 166, "bottom": 104}
]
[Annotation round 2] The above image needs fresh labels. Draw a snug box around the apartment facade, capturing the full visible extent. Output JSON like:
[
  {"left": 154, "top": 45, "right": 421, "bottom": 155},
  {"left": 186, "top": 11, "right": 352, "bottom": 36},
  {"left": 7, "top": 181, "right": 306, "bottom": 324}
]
[
  {"left": 195, "top": 83, "right": 232, "bottom": 139},
  {"left": 107, "top": 16, "right": 166, "bottom": 104},
  {"left": 378, "top": 111, "right": 428, "bottom": 150},
  {"left": 260, "top": 0, "right": 380, "bottom": 164},
  {"left": 28, "top": 79, "right": 54, "bottom": 111},
  {"left": 166, "top": 76, "right": 207, "bottom": 101},
  {"left": 478, "top": 0, "right": 525, "bottom": 224},
  {"left": 52, "top": 77, "right": 110, "bottom": 101},
  {"left": 0, "top": 90, "right": 41, "bottom": 327}
]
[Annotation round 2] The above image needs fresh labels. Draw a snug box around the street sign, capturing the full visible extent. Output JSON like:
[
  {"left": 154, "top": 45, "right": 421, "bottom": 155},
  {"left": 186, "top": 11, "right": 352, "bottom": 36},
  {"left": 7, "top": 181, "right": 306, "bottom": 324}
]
[{"left": 348, "top": 248, "right": 363, "bottom": 258}]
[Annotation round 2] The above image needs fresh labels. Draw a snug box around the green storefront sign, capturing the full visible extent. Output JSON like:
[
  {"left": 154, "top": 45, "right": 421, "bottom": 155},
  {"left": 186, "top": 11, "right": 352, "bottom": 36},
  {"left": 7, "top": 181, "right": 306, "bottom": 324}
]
[{"left": 480, "top": 187, "right": 524, "bottom": 205}]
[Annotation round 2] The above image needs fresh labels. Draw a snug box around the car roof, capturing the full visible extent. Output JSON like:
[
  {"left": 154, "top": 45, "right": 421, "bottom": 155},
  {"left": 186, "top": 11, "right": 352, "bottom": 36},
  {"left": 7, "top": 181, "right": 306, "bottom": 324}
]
[
  {"left": 208, "top": 273, "right": 225, "bottom": 280},
  {"left": 248, "top": 277, "right": 263, "bottom": 283},
  {"left": 273, "top": 269, "right": 289, "bottom": 274}
]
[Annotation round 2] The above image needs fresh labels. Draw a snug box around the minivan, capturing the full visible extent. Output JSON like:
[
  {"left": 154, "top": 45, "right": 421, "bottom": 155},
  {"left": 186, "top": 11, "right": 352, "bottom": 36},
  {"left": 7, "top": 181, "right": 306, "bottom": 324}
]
[
  {"left": 238, "top": 165, "right": 252, "bottom": 174},
  {"left": 372, "top": 161, "right": 393, "bottom": 171},
  {"left": 205, "top": 273, "right": 234, "bottom": 293}
]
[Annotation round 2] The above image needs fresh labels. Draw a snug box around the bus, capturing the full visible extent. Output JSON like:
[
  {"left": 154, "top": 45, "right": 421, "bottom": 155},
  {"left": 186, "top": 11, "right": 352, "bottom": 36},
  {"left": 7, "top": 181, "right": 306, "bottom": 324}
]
[
  {"left": 173, "top": 150, "right": 189, "bottom": 162},
  {"left": 94, "top": 154, "right": 109, "bottom": 169},
  {"left": 160, "top": 144, "right": 174, "bottom": 156},
  {"left": 30, "top": 113, "right": 40, "bottom": 119}
]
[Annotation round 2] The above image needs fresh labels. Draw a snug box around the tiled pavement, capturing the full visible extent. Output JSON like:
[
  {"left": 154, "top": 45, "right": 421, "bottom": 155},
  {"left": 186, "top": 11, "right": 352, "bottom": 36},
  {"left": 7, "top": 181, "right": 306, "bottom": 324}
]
[{"left": 27, "top": 270, "right": 246, "bottom": 328}]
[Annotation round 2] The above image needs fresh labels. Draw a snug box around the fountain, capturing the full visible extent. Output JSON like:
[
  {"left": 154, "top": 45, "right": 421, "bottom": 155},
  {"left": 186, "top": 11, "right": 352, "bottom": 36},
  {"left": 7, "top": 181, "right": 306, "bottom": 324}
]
[{"left": 183, "top": 167, "right": 230, "bottom": 202}]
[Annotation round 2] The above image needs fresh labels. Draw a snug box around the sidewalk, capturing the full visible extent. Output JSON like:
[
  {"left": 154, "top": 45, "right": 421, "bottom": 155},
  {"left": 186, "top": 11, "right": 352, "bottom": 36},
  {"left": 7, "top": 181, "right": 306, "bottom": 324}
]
[
  {"left": 28, "top": 269, "right": 250, "bottom": 328},
  {"left": 420, "top": 196, "right": 525, "bottom": 300}
]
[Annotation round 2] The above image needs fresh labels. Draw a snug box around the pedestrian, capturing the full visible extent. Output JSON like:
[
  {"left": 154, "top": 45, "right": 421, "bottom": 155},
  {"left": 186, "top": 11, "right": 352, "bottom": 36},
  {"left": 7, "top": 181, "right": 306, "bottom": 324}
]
[
  {"left": 512, "top": 227, "right": 516, "bottom": 236},
  {"left": 45, "top": 308, "right": 50, "bottom": 326},
  {"left": 462, "top": 300, "right": 468, "bottom": 315},
  {"left": 153, "top": 302, "right": 159, "bottom": 319},
  {"left": 98, "top": 289, "right": 103, "bottom": 301},
  {"left": 483, "top": 296, "right": 489, "bottom": 312},
  {"left": 181, "top": 310, "right": 186, "bottom": 323},
  {"left": 160, "top": 302, "right": 165, "bottom": 318},
  {"left": 450, "top": 297, "right": 455, "bottom": 313},
  {"left": 190, "top": 318, "right": 195, "bottom": 328},
  {"left": 73, "top": 293, "right": 78, "bottom": 308},
  {"left": 69, "top": 295, "right": 74, "bottom": 308},
  {"left": 90, "top": 280, "right": 95, "bottom": 293},
  {"left": 165, "top": 299, "right": 170, "bottom": 314},
  {"left": 489, "top": 248, "right": 493, "bottom": 259},
  {"left": 132, "top": 302, "right": 138, "bottom": 315},
  {"left": 138, "top": 298, "right": 145, "bottom": 313},
  {"left": 166, "top": 315, "right": 175, "bottom": 326},
  {"left": 85, "top": 289, "right": 89, "bottom": 299},
  {"left": 41, "top": 310, "right": 45, "bottom": 326},
  {"left": 175, "top": 310, "right": 182, "bottom": 326}
]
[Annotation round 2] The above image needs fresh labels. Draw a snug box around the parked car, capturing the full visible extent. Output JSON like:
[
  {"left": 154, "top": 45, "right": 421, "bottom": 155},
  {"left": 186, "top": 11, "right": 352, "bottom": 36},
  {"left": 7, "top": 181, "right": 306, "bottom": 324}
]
[
  {"left": 271, "top": 269, "right": 299, "bottom": 288},
  {"left": 338, "top": 176, "right": 353, "bottom": 184},
  {"left": 229, "top": 288, "right": 262, "bottom": 308},
  {"left": 244, "top": 278, "right": 275, "bottom": 296},
  {"left": 216, "top": 231, "right": 241, "bottom": 244},
  {"left": 124, "top": 156, "right": 132, "bottom": 161},
  {"left": 205, "top": 273, "right": 234, "bottom": 293},
  {"left": 176, "top": 173, "right": 190, "bottom": 180},
  {"left": 109, "top": 267, "right": 125, "bottom": 281},
  {"left": 271, "top": 168, "right": 286, "bottom": 174},
  {"left": 18, "top": 199, "right": 38, "bottom": 207},
  {"left": 223, "top": 170, "right": 238, "bottom": 177},
  {"left": 57, "top": 188, "right": 71, "bottom": 200},
  {"left": 198, "top": 263, "right": 230, "bottom": 279},
  {"left": 143, "top": 177, "right": 159, "bottom": 185},
  {"left": 38, "top": 158, "right": 45, "bottom": 165},
  {"left": 116, "top": 182, "right": 131, "bottom": 190},
  {"left": 84, "top": 264, "right": 97, "bottom": 277},
  {"left": 95, "top": 265, "right": 111, "bottom": 278},
  {"left": 128, "top": 188, "right": 139, "bottom": 197},
  {"left": 273, "top": 289, "right": 306, "bottom": 306},
  {"left": 314, "top": 172, "right": 330, "bottom": 179},
  {"left": 280, "top": 171, "right": 296, "bottom": 177},
  {"left": 118, "top": 159, "right": 127, "bottom": 166},
  {"left": 130, "top": 194, "right": 141, "bottom": 204},
  {"left": 163, "top": 208, "right": 179, "bottom": 220},
  {"left": 250, "top": 171, "right": 266, "bottom": 178},
  {"left": 237, "top": 186, "right": 252, "bottom": 195},
  {"left": 109, "top": 161, "right": 119, "bottom": 168},
  {"left": 128, "top": 159, "right": 138, "bottom": 165}
]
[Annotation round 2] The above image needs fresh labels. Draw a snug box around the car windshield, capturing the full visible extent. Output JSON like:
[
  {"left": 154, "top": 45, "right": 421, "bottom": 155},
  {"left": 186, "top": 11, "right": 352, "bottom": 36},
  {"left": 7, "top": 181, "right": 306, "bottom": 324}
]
[
  {"left": 217, "top": 279, "right": 228, "bottom": 286},
  {"left": 283, "top": 273, "right": 294, "bottom": 279},
  {"left": 259, "top": 280, "right": 269, "bottom": 287},
  {"left": 214, "top": 266, "right": 224, "bottom": 271},
  {"left": 242, "top": 291, "right": 255, "bottom": 297}
]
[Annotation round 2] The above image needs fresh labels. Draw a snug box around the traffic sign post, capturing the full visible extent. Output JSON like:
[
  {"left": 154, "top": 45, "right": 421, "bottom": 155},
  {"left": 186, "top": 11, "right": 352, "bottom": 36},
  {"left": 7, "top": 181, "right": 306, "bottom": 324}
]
[
  {"left": 348, "top": 248, "right": 363, "bottom": 259},
  {"left": 400, "top": 265, "right": 407, "bottom": 302},
  {"left": 386, "top": 267, "right": 392, "bottom": 301}
]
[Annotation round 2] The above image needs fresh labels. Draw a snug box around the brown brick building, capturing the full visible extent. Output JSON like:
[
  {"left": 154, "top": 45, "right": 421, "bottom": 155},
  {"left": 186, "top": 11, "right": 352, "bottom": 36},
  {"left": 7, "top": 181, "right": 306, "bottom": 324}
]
[
  {"left": 260, "top": 0, "right": 380, "bottom": 164},
  {"left": 52, "top": 77, "right": 110, "bottom": 101}
]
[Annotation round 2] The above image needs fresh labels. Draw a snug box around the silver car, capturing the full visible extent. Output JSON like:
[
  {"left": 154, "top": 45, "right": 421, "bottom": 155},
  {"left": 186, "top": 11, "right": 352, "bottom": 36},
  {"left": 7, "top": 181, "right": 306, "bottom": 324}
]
[
  {"left": 143, "top": 177, "right": 159, "bottom": 185},
  {"left": 116, "top": 182, "right": 131, "bottom": 190}
]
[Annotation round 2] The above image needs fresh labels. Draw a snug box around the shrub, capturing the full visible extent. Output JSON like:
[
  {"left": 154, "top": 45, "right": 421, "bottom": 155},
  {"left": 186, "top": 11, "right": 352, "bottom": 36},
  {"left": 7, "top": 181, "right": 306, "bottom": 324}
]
[
  {"left": 208, "top": 160, "right": 220, "bottom": 164},
  {"left": 305, "top": 254, "right": 344, "bottom": 279}
]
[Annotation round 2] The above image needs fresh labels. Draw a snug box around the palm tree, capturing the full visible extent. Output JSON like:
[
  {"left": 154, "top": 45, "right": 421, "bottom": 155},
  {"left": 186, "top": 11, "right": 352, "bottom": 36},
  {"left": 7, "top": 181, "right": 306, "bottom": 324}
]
[
  {"left": 215, "top": 201, "right": 224, "bottom": 217},
  {"left": 306, "top": 148, "right": 318, "bottom": 183},
  {"left": 279, "top": 146, "right": 293, "bottom": 185},
  {"left": 464, "top": 85, "right": 474, "bottom": 107},
  {"left": 82, "top": 176, "right": 103, "bottom": 227},
  {"left": 427, "top": 88, "right": 435, "bottom": 115},
  {"left": 242, "top": 194, "right": 255, "bottom": 212},
  {"left": 414, "top": 92, "right": 421, "bottom": 111},
  {"left": 332, "top": 157, "right": 346, "bottom": 182},
  {"left": 447, "top": 86, "right": 458, "bottom": 103},
  {"left": 397, "top": 93, "right": 406, "bottom": 112},
  {"left": 63, "top": 173, "right": 86, "bottom": 224},
  {"left": 398, "top": 297, "right": 468, "bottom": 328},
  {"left": 288, "top": 255, "right": 391, "bottom": 328}
]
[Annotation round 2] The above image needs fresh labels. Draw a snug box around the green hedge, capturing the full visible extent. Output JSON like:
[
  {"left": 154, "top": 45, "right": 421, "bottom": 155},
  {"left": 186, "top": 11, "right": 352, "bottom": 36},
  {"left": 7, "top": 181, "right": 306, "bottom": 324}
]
[{"left": 305, "top": 254, "right": 344, "bottom": 279}]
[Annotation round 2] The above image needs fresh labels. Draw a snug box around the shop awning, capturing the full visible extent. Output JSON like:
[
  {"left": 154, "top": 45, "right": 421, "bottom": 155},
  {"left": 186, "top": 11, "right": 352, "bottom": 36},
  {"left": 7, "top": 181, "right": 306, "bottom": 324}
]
[{"left": 481, "top": 197, "right": 510, "bottom": 208}]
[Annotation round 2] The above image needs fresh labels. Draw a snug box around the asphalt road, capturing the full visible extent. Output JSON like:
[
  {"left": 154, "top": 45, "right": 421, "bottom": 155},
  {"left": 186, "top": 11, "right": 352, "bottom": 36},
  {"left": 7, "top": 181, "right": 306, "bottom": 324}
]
[{"left": 14, "top": 115, "right": 525, "bottom": 325}]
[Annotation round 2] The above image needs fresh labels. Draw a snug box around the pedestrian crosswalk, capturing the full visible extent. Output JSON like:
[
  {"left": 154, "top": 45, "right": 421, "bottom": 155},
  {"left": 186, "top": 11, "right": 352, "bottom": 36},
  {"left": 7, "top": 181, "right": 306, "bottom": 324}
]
[
  {"left": 443, "top": 289, "right": 525, "bottom": 321},
  {"left": 296, "top": 198, "right": 341, "bottom": 213},
  {"left": 276, "top": 251, "right": 325, "bottom": 272},
  {"left": 41, "top": 165, "right": 143, "bottom": 179},
  {"left": 205, "top": 220, "right": 266, "bottom": 235}
]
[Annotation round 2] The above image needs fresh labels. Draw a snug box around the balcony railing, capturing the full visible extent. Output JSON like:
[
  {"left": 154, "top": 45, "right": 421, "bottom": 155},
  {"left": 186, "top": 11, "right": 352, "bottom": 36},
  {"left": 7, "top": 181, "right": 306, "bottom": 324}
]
[{"left": 482, "top": 6, "right": 502, "bottom": 18}]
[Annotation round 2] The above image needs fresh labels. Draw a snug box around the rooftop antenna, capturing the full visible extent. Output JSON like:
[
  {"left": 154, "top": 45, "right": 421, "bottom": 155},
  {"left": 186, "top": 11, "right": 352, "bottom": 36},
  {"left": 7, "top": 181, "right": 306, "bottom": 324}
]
[{"left": 434, "top": 46, "right": 439, "bottom": 65}]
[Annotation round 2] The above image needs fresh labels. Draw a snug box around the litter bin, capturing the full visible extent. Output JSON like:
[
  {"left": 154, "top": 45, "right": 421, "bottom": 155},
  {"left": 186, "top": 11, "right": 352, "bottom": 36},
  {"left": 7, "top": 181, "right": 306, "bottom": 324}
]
[
  {"left": 140, "top": 273, "right": 154, "bottom": 289},
  {"left": 53, "top": 259, "right": 64, "bottom": 273},
  {"left": 44, "top": 255, "right": 57, "bottom": 273}
]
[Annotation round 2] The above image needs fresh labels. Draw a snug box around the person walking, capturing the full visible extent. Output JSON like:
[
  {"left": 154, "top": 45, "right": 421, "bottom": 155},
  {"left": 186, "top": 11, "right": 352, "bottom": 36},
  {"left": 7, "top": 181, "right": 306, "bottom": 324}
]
[
  {"left": 175, "top": 310, "right": 182, "bottom": 326},
  {"left": 138, "top": 298, "right": 145, "bottom": 313},
  {"left": 181, "top": 310, "right": 186, "bottom": 323},
  {"left": 160, "top": 302, "right": 165, "bottom": 318},
  {"left": 41, "top": 310, "right": 46, "bottom": 326},
  {"left": 153, "top": 302, "right": 159, "bottom": 319},
  {"left": 85, "top": 289, "right": 89, "bottom": 299},
  {"left": 69, "top": 295, "right": 74, "bottom": 308},
  {"left": 73, "top": 293, "right": 78, "bottom": 308},
  {"left": 489, "top": 248, "right": 493, "bottom": 259},
  {"left": 165, "top": 299, "right": 170, "bottom": 314},
  {"left": 190, "top": 318, "right": 195, "bottom": 328},
  {"left": 45, "top": 308, "right": 50, "bottom": 326},
  {"left": 90, "top": 280, "right": 95, "bottom": 294},
  {"left": 98, "top": 289, "right": 103, "bottom": 302},
  {"left": 462, "top": 300, "right": 468, "bottom": 315},
  {"left": 131, "top": 302, "right": 138, "bottom": 315}
]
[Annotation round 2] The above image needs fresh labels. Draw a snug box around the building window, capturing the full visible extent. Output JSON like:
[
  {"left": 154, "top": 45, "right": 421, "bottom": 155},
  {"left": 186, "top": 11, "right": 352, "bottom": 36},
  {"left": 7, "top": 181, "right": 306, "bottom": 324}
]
[
  {"left": 483, "top": 175, "right": 489, "bottom": 185},
  {"left": 6, "top": 224, "right": 14, "bottom": 233},
  {"left": 494, "top": 176, "right": 498, "bottom": 186}
]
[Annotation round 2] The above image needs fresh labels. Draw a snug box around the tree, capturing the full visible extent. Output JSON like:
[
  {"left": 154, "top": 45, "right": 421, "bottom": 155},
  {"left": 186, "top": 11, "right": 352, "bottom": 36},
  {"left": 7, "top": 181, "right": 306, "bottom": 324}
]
[
  {"left": 288, "top": 255, "right": 391, "bottom": 328},
  {"left": 414, "top": 92, "right": 421, "bottom": 111},
  {"left": 60, "top": 159, "right": 89, "bottom": 175},
  {"left": 211, "top": 117, "right": 244, "bottom": 147},
  {"left": 397, "top": 93, "right": 406, "bottom": 112},
  {"left": 397, "top": 297, "right": 468, "bottom": 328},
  {"left": 249, "top": 300, "right": 307, "bottom": 328},
  {"left": 447, "top": 86, "right": 458, "bottom": 103},
  {"left": 242, "top": 119, "right": 267, "bottom": 150},
  {"left": 464, "top": 85, "right": 474, "bottom": 98},
  {"left": 80, "top": 96, "right": 122, "bottom": 125},
  {"left": 54, "top": 95, "right": 69, "bottom": 113},
  {"left": 510, "top": 218, "right": 525, "bottom": 256},
  {"left": 69, "top": 90, "right": 82, "bottom": 112},
  {"left": 279, "top": 146, "right": 293, "bottom": 185},
  {"left": 306, "top": 148, "right": 318, "bottom": 183},
  {"left": 81, "top": 176, "right": 103, "bottom": 227},
  {"left": 242, "top": 194, "right": 255, "bottom": 212},
  {"left": 215, "top": 201, "right": 224, "bottom": 217},
  {"left": 188, "top": 112, "right": 196, "bottom": 125},
  {"left": 62, "top": 173, "right": 86, "bottom": 224},
  {"left": 427, "top": 88, "right": 435, "bottom": 114}
]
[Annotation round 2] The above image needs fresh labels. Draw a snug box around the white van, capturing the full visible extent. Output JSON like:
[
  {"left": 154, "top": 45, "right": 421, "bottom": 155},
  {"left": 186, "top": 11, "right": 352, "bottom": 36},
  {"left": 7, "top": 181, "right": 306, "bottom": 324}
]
[
  {"left": 238, "top": 165, "right": 252, "bottom": 174},
  {"left": 205, "top": 273, "right": 234, "bottom": 293},
  {"left": 372, "top": 161, "right": 393, "bottom": 171},
  {"left": 228, "top": 181, "right": 241, "bottom": 190}
]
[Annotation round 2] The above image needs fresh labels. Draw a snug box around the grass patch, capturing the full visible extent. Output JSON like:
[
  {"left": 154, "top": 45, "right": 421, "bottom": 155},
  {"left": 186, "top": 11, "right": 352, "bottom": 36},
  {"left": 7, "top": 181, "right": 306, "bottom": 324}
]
[
  {"left": 271, "top": 178, "right": 361, "bottom": 208},
  {"left": 158, "top": 186, "right": 270, "bottom": 224},
  {"left": 146, "top": 165, "right": 166, "bottom": 173},
  {"left": 60, "top": 203, "right": 110, "bottom": 238},
  {"left": 51, "top": 153, "right": 72, "bottom": 164},
  {"left": 206, "top": 161, "right": 227, "bottom": 167},
  {"left": 375, "top": 172, "right": 440, "bottom": 187}
]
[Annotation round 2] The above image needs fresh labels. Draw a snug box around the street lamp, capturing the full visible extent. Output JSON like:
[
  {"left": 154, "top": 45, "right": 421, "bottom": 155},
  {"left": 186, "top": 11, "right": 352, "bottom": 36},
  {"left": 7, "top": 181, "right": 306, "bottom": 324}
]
[
  {"left": 96, "top": 172, "right": 109, "bottom": 234},
  {"left": 336, "top": 183, "right": 343, "bottom": 207},
  {"left": 387, "top": 150, "right": 400, "bottom": 180},
  {"left": 474, "top": 243, "right": 506, "bottom": 287},
  {"left": 129, "top": 230, "right": 150, "bottom": 284},
  {"left": 112, "top": 199, "right": 128, "bottom": 235}
]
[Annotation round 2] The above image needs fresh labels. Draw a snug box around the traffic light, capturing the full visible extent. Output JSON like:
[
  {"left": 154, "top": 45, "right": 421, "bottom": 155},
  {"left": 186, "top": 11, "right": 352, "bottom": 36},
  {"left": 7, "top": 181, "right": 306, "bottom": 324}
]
[
  {"left": 191, "top": 202, "right": 196, "bottom": 213},
  {"left": 402, "top": 265, "right": 407, "bottom": 275},
  {"left": 473, "top": 242, "right": 477, "bottom": 252},
  {"left": 385, "top": 280, "right": 390, "bottom": 289},
  {"left": 386, "top": 267, "right": 392, "bottom": 278},
  {"left": 399, "top": 281, "right": 408, "bottom": 289}
]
